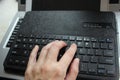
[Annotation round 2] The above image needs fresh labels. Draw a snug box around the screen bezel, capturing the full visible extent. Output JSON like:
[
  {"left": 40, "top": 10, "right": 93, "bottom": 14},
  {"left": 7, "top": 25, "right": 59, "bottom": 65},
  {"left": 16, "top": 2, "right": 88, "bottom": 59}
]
[{"left": 25, "top": 0, "right": 109, "bottom": 11}]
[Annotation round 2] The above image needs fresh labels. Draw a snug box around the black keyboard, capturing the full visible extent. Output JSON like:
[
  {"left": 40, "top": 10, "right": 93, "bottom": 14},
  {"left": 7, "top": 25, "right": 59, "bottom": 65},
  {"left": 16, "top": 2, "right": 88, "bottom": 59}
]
[
  {"left": 3, "top": 11, "right": 119, "bottom": 80},
  {"left": 4, "top": 33, "right": 116, "bottom": 78}
]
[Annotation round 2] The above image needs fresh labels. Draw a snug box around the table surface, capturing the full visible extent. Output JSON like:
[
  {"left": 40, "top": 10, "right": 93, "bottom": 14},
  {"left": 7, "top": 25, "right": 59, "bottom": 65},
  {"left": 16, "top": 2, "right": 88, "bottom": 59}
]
[{"left": 0, "top": 0, "right": 120, "bottom": 80}]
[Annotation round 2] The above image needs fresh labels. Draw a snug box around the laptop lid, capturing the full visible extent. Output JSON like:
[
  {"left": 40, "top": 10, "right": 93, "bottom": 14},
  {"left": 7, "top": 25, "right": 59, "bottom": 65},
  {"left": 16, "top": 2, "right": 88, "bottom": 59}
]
[{"left": 25, "top": 0, "right": 109, "bottom": 11}]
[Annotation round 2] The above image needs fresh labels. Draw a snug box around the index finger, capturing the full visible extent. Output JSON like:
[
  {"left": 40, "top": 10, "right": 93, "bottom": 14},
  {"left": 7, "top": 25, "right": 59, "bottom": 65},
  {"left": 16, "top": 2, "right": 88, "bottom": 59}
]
[{"left": 59, "top": 43, "right": 77, "bottom": 69}]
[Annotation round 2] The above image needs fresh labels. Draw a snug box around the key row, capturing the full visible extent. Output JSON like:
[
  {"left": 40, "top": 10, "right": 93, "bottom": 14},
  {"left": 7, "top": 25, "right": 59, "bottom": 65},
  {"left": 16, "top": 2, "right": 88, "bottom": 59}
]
[
  {"left": 80, "top": 62, "right": 115, "bottom": 76},
  {"left": 18, "top": 34, "right": 113, "bottom": 43}
]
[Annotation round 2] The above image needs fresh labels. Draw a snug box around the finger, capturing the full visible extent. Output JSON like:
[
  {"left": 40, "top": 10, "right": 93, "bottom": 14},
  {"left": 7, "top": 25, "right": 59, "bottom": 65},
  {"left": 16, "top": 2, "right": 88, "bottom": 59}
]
[
  {"left": 65, "top": 58, "right": 79, "bottom": 80},
  {"left": 37, "top": 41, "right": 57, "bottom": 63},
  {"left": 60, "top": 43, "right": 77, "bottom": 69},
  {"left": 46, "top": 40, "right": 67, "bottom": 61},
  {"left": 27, "top": 45, "right": 39, "bottom": 67}
]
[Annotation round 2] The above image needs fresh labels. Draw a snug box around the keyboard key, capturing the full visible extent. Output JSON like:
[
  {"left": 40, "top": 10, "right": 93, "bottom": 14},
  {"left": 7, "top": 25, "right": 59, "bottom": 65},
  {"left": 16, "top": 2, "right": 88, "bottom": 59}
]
[
  {"left": 106, "top": 66, "right": 115, "bottom": 76},
  {"left": 69, "top": 36, "right": 76, "bottom": 41},
  {"left": 95, "top": 49, "right": 103, "bottom": 56},
  {"left": 84, "top": 42, "right": 91, "bottom": 48},
  {"left": 22, "top": 38, "right": 28, "bottom": 43},
  {"left": 99, "top": 57, "right": 114, "bottom": 64},
  {"left": 91, "top": 37, "right": 97, "bottom": 42},
  {"left": 108, "top": 43, "right": 113, "bottom": 50},
  {"left": 77, "top": 42, "right": 84, "bottom": 48},
  {"left": 76, "top": 36, "right": 83, "bottom": 41},
  {"left": 41, "top": 39, "right": 48, "bottom": 45},
  {"left": 11, "top": 50, "right": 18, "bottom": 56},
  {"left": 34, "top": 39, "right": 39, "bottom": 44},
  {"left": 90, "top": 56, "right": 98, "bottom": 63},
  {"left": 30, "top": 34, "right": 35, "bottom": 38},
  {"left": 100, "top": 43, "right": 107, "bottom": 49},
  {"left": 84, "top": 37, "right": 90, "bottom": 42},
  {"left": 28, "top": 38, "right": 34, "bottom": 43},
  {"left": 42, "top": 35, "right": 49, "bottom": 39},
  {"left": 55, "top": 35, "right": 62, "bottom": 40},
  {"left": 92, "top": 42, "right": 99, "bottom": 49},
  {"left": 87, "top": 49, "right": 94, "bottom": 55},
  {"left": 98, "top": 69, "right": 106, "bottom": 75},
  {"left": 88, "top": 63, "right": 97, "bottom": 74},
  {"left": 10, "top": 36, "right": 15, "bottom": 40},
  {"left": 22, "top": 44, "right": 28, "bottom": 49},
  {"left": 81, "top": 55, "right": 90, "bottom": 62},
  {"left": 48, "top": 39, "right": 53, "bottom": 43},
  {"left": 6, "top": 42, "right": 12, "bottom": 47},
  {"left": 20, "top": 59, "right": 28, "bottom": 66},
  {"left": 14, "top": 59, "right": 20, "bottom": 65},
  {"left": 18, "top": 34, "right": 23, "bottom": 37},
  {"left": 80, "top": 63, "right": 88, "bottom": 73},
  {"left": 98, "top": 64, "right": 106, "bottom": 69},
  {"left": 15, "top": 26, "right": 20, "bottom": 30},
  {"left": 99, "top": 38, "right": 106, "bottom": 43},
  {"left": 62, "top": 36, "right": 69, "bottom": 40},
  {"left": 79, "top": 48, "right": 87, "bottom": 55},
  {"left": 103, "top": 50, "right": 114, "bottom": 57},
  {"left": 13, "top": 44, "right": 19, "bottom": 48},
  {"left": 8, "top": 58, "right": 14, "bottom": 65},
  {"left": 23, "top": 50, "right": 30, "bottom": 57},
  {"left": 106, "top": 38, "right": 113, "bottom": 43},
  {"left": 12, "top": 31, "right": 17, "bottom": 35},
  {"left": 16, "top": 38, "right": 22, "bottom": 43},
  {"left": 48, "top": 35, "right": 55, "bottom": 39},
  {"left": 107, "top": 70, "right": 114, "bottom": 76},
  {"left": 7, "top": 40, "right": 14, "bottom": 47},
  {"left": 28, "top": 44, "right": 34, "bottom": 50}
]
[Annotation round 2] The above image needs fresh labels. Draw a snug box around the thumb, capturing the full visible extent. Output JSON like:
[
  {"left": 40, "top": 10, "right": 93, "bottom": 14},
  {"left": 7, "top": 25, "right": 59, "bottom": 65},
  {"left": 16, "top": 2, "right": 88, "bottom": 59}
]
[{"left": 65, "top": 58, "right": 79, "bottom": 80}]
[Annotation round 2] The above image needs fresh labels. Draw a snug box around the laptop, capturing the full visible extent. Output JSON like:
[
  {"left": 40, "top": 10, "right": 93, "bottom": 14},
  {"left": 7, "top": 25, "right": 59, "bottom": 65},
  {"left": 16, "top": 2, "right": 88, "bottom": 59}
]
[{"left": 0, "top": 0, "right": 119, "bottom": 80}]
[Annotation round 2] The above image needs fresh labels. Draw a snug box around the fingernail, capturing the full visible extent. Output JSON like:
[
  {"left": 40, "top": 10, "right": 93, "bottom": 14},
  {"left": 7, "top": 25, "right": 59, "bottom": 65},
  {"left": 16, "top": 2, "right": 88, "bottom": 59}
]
[
  {"left": 71, "top": 43, "right": 77, "bottom": 47},
  {"left": 75, "top": 58, "right": 80, "bottom": 63},
  {"left": 55, "top": 40, "right": 59, "bottom": 42},
  {"left": 35, "top": 45, "right": 39, "bottom": 48}
]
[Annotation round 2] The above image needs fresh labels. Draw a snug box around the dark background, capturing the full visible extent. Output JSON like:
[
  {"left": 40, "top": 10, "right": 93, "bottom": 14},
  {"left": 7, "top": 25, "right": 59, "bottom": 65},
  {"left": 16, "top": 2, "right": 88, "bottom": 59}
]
[
  {"left": 32, "top": 0, "right": 100, "bottom": 11},
  {"left": 109, "top": 0, "right": 119, "bottom": 3}
]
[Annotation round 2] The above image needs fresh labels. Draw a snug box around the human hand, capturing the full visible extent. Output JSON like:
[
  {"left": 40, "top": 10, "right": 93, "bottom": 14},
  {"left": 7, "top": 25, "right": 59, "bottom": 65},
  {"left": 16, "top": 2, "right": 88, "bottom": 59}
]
[{"left": 25, "top": 40, "right": 79, "bottom": 80}]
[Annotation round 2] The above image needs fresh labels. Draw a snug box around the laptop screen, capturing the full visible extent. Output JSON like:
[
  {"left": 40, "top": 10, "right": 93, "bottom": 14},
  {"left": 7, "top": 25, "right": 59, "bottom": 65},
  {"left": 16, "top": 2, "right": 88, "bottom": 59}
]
[{"left": 32, "top": 0, "right": 100, "bottom": 11}]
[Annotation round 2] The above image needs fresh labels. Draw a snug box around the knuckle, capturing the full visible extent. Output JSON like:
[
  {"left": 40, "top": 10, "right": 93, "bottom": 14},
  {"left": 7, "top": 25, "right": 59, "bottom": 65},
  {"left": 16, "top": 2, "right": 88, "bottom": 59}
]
[
  {"left": 29, "top": 54, "right": 34, "bottom": 59},
  {"left": 55, "top": 67, "right": 64, "bottom": 76},
  {"left": 52, "top": 42, "right": 60, "bottom": 49},
  {"left": 67, "top": 52, "right": 74, "bottom": 58},
  {"left": 25, "top": 69, "right": 31, "bottom": 76},
  {"left": 32, "top": 66, "right": 40, "bottom": 73},
  {"left": 60, "top": 40, "right": 66, "bottom": 44},
  {"left": 41, "top": 64, "right": 50, "bottom": 73}
]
